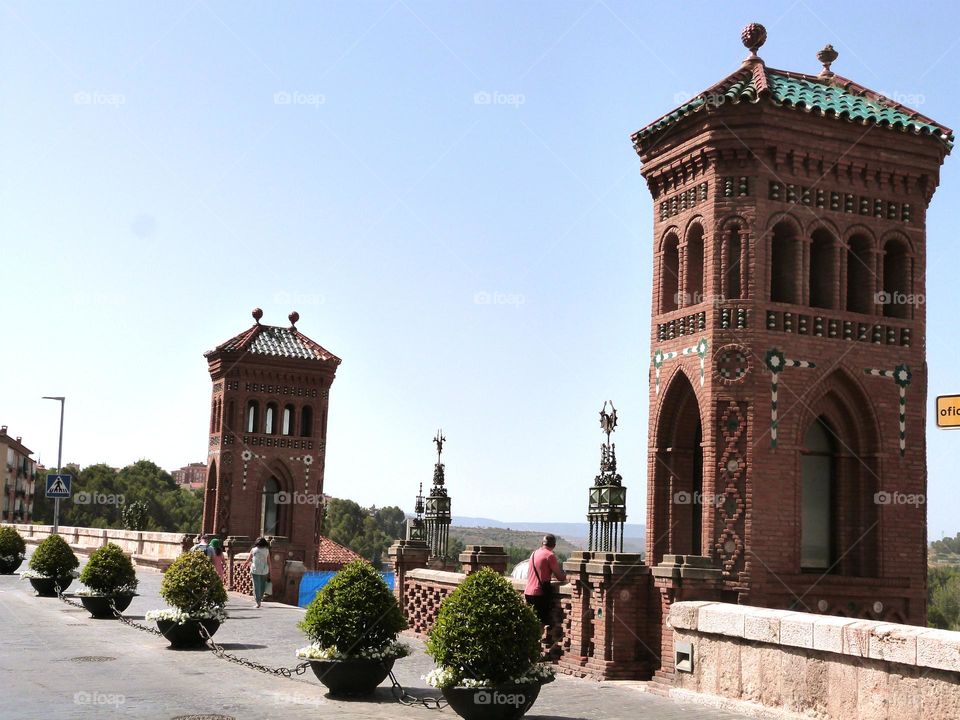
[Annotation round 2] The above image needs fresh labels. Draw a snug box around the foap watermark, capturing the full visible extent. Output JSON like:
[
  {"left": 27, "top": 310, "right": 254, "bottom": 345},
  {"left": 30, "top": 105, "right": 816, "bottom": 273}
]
[
  {"left": 473, "top": 291, "right": 525, "bottom": 308},
  {"left": 273, "top": 290, "right": 325, "bottom": 306},
  {"left": 74, "top": 492, "right": 125, "bottom": 507},
  {"left": 875, "top": 291, "right": 924, "bottom": 307},
  {"left": 473, "top": 91, "right": 525, "bottom": 108},
  {"left": 874, "top": 491, "right": 925, "bottom": 508},
  {"left": 672, "top": 91, "right": 724, "bottom": 108},
  {"left": 878, "top": 89, "right": 926, "bottom": 107},
  {"left": 674, "top": 291, "right": 727, "bottom": 307},
  {"left": 268, "top": 690, "right": 326, "bottom": 708},
  {"left": 74, "top": 691, "right": 125, "bottom": 707},
  {"left": 74, "top": 91, "right": 126, "bottom": 107},
  {"left": 275, "top": 491, "right": 323, "bottom": 506},
  {"left": 673, "top": 491, "right": 726, "bottom": 507},
  {"left": 474, "top": 690, "right": 526, "bottom": 707},
  {"left": 274, "top": 91, "right": 326, "bottom": 108}
]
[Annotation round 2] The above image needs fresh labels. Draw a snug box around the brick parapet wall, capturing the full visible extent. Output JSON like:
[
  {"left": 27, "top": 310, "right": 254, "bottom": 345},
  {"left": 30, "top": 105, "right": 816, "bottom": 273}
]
[{"left": 669, "top": 601, "right": 960, "bottom": 719}]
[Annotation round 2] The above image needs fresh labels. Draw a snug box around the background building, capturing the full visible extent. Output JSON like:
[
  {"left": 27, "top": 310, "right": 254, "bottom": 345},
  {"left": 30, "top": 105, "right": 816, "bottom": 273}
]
[
  {"left": 1, "top": 425, "right": 36, "bottom": 523},
  {"left": 171, "top": 462, "right": 206, "bottom": 491}
]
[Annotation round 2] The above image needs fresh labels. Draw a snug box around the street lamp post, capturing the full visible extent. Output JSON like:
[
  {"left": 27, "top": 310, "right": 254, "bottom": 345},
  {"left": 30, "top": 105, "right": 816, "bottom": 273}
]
[{"left": 42, "top": 396, "right": 65, "bottom": 535}]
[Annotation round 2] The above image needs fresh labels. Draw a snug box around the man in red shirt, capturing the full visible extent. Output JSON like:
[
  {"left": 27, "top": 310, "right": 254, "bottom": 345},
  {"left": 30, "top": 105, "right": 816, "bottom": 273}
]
[{"left": 524, "top": 534, "right": 566, "bottom": 628}]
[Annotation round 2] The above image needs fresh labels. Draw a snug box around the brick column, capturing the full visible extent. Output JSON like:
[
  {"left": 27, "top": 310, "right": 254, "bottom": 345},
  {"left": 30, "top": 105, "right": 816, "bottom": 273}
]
[
  {"left": 387, "top": 540, "right": 430, "bottom": 609},
  {"left": 559, "top": 551, "right": 653, "bottom": 681},
  {"left": 459, "top": 545, "right": 509, "bottom": 575},
  {"left": 651, "top": 554, "right": 722, "bottom": 689}
]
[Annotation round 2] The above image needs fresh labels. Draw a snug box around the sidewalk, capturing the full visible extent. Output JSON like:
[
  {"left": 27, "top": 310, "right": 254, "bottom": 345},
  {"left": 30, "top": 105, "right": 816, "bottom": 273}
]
[{"left": 0, "top": 547, "right": 753, "bottom": 719}]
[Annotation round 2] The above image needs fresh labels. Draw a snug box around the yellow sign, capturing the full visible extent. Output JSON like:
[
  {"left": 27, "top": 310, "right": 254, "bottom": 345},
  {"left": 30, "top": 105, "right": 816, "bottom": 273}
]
[{"left": 937, "top": 395, "right": 960, "bottom": 428}]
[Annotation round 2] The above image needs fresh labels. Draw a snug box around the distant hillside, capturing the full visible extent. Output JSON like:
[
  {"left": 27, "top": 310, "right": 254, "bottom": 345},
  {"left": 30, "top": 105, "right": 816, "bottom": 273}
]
[
  {"left": 449, "top": 526, "right": 581, "bottom": 559},
  {"left": 452, "top": 516, "right": 645, "bottom": 552}
]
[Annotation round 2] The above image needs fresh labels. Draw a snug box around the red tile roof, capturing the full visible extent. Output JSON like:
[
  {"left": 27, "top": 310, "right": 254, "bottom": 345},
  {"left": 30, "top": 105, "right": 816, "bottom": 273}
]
[{"left": 317, "top": 536, "right": 362, "bottom": 566}]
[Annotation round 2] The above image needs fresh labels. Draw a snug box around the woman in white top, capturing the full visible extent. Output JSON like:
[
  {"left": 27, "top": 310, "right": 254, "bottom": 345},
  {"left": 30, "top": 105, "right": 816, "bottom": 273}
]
[{"left": 243, "top": 537, "right": 271, "bottom": 608}]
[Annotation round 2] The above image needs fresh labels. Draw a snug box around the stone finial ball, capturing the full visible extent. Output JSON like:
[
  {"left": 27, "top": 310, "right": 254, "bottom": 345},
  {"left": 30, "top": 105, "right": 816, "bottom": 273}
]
[
  {"left": 252, "top": 307, "right": 264, "bottom": 322},
  {"left": 741, "top": 23, "right": 767, "bottom": 53},
  {"left": 289, "top": 311, "right": 300, "bottom": 326}
]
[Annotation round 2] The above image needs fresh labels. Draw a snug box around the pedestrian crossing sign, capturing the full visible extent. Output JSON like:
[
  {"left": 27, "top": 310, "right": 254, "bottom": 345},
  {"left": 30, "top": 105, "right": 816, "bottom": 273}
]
[{"left": 46, "top": 474, "right": 72, "bottom": 499}]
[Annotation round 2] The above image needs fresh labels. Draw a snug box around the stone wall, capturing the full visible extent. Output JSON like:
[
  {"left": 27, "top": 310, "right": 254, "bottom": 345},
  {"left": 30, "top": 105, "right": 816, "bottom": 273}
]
[
  {"left": 5, "top": 523, "right": 190, "bottom": 569},
  {"left": 669, "top": 601, "right": 960, "bottom": 719}
]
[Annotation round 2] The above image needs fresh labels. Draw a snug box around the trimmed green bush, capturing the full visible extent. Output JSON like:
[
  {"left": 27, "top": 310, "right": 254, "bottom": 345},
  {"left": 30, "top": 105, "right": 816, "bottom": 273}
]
[
  {"left": 0, "top": 527, "right": 26, "bottom": 559},
  {"left": 79, "top": 543, "right": 138, "bottom": 594},
  {"left": 299, "top": 560, "right": 406, "bottom": 655},
  {"left": 427, "top": 567, "right": 541, "bottom": 685},
  {"left": 28, "top": 534, "right": 79, "bottom": 578},
  {"left": 160, "top": 550, "right": 227, "bottom": 613}
]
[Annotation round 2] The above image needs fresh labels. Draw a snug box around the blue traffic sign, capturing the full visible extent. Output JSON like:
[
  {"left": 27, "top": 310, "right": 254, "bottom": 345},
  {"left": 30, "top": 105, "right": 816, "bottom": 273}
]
[{"left": 46, "top": 474, "right": 72, "bottom": 499}]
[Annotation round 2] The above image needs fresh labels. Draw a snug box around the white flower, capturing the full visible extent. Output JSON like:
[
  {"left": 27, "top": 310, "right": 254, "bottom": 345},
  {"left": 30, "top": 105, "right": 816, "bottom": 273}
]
[
  {"left": 75, "top": 585, "right": 137, "bottom": 597},
  {"left": 146, "top": 606, "right": 228, "bottom": 624},
  {"left": 296, "top": 640, "right": 410, "bottom": 661},
  {"left": 424, "top": 663, "right": 554, "bottom": 689},
  {"left": 19, "top": 569, "right": 80, "bottom": 580}
]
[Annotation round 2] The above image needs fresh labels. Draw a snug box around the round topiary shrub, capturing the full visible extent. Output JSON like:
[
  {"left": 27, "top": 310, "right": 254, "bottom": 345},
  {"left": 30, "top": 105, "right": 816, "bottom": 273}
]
[
  {"left": 157, "top": 550, "right": 227, "bottom": 617},
  {"left": 297, "top": 559, "right": 407, "bottom": 660},
  {"left": 0, "top": 527, "right": 26, "bottom": 562},
  {"left": 426, "top": 567, "right": 544, "bottom": 689},
  {"left": 26, "top": 533, "right": 79, "bottom": 579},
  {"left": 79, "top": 543, "right": 138, "bottom": 595}
]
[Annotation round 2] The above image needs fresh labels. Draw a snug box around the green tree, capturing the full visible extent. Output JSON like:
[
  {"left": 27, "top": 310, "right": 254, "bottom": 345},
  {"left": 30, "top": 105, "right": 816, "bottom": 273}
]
[{"left": 929, "top": 566, "right": 960, "bottom": 630}]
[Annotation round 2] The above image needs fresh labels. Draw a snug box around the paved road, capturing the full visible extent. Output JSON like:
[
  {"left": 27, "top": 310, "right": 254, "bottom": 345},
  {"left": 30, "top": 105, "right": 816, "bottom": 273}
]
[{"left": 0, "top": 547, "right": 751, "bottom": 719}]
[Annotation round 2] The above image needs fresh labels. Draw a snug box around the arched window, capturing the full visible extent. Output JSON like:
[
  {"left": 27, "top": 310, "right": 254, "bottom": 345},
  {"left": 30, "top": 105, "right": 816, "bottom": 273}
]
[
  {"left": 770, "top": 221, "right": 800, "bottom": 303},
  {"left": 246, "top": 400, "right": 259, "bottom": 434},
  {"left": 882, "top": 239, "right": 911, "bottom": 319},
  {"left": 300, "top": 406, "right": 314, "bottom": 437},
  {"left": 846, "top": 234, "right": 873, "bottom": 313},
  {"left": 723, "top": 224, "right": 743, "bottom": 300},
  {"left": 801, "top": 418, "right": 834, "bottom": 571},
  {"left": 282, "top": 405, "right": 295, "bottom": 436},
  {"left": 261, "top": 477, "right": 281, "bottom": 536},
  {"left": 210, "top": 400, "right": 216, "bottom": 433},
  {"left": 683, "top": 223, "right": 704, "bottom": 306},
  {"left": 660, "top": 232, "right": 680, "bottom": 313},
  {"left": 265, "top": 403, "right": 278, "bottom": 434},
  {"left": 809, "top": 228, "right": 837, "bottom": 309}
]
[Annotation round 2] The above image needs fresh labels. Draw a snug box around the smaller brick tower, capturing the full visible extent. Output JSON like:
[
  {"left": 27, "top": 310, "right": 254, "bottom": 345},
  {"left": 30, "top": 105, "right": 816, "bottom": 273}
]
[{"left": 202, "top": 309, "right": 340, "bottom": 570}]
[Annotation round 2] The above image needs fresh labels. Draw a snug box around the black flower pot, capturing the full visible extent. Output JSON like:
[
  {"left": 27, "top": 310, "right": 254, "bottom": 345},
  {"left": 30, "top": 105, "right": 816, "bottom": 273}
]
[
  {"left": 308, "top": 657, "right": 395, "bottom": 696},
  {"left": 441, "top": 678, "right": 551, "bottom": 720},
  {"left": 79, "top": 593, "right": 135, "bottom": 618},
  {"left": 29, "top": 576, "right": 74, "bottom": 597},
  {"left": 0, "top": 557, "right": 23, "bottom": 574},
  {"left": 156, "top": 618, "right": 221, "bottom": 649}
]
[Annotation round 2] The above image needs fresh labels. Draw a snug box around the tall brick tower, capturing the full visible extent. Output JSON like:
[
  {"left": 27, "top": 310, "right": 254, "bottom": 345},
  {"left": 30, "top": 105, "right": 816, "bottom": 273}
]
[
  {"left": 634, "top": 25, "right": 950, "bottom": 625},
  {"left": 202, "top": 308, "right": 340, "bottom": 570}
]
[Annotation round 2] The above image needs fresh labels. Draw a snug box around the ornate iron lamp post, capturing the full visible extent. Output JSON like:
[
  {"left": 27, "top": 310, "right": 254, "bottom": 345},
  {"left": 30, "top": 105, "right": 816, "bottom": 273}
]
[
  {"left": 422, "top": 430, "right": 452, "bottom": 560},
  {"left": 588, "top": 401, "right": 627, "bottom": 552},
  {"left": 406, "top": 482, "right": 426, "bottom": 541}
]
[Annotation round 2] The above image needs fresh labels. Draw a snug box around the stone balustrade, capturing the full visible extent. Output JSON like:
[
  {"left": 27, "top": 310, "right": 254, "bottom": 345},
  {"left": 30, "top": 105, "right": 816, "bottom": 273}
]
[
  {"left": 669, "top": 601, "right": 960, "bottom": 719},
  {"left": 4, "top": 523, "right": 191, "bottom": 570}
]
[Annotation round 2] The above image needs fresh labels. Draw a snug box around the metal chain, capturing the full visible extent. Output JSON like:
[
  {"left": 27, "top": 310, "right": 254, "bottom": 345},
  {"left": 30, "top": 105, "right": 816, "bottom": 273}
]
[
  {"left": 386, "top": 666, "right": 447, "bottom": 709},
  {"left": 54, "top": 584, "right": 443, "bottom": 708},
  {"left": 197, "top": 622, "right": 311, "bottom": 678}
]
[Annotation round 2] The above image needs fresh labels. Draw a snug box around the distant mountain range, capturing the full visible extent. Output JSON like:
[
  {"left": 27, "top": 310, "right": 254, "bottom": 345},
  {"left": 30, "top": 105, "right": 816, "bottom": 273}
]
[{"left": 451, "top": 516, "right": 645, "bottom": 552}]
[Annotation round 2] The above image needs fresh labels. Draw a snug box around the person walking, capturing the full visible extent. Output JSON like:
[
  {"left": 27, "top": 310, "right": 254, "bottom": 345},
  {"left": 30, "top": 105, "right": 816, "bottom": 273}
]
[
  {"left": 189, "top": 534, "right": 210, "bottom": 555},
  {"left": 209, "top": 538, "right": 226, "bottom": 582},
  {"left": 523, "top": 533, "right": 566, "bottom": 629},
  {"left": 243, "top": 537, "right": 270, "bottom": 608}
]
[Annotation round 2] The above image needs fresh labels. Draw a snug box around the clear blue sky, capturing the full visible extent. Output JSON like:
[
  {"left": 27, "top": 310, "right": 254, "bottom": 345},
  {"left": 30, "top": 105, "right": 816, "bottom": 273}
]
[{"left": 2, "top": 1, "right": 958, "bottom": 536}]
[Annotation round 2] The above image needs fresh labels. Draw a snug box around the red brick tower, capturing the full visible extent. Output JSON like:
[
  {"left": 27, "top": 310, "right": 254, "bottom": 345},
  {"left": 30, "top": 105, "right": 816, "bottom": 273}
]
[
  {"left": 202, "top": 308, "right": 340, "bottom": 570},
  {"left": 635, "top": 25, "right": 951, "bottom": 625}
]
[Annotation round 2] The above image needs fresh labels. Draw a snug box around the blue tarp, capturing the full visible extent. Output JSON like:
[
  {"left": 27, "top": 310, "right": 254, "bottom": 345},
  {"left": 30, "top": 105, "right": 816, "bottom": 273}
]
[{"left": 298, "top": 570, "right": 395, "bottom": 607}]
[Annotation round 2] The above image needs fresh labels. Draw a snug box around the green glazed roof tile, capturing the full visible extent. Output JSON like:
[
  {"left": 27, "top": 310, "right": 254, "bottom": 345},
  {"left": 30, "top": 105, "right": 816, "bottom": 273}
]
[{"left": 633, "top": 62, "right": 953, "bottom": 150}]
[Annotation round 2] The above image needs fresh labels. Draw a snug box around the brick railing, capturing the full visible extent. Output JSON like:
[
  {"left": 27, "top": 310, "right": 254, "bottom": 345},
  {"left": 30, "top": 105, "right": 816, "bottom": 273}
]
[{"left": 669, "top": 601, "right": 960, "bottom": 719}]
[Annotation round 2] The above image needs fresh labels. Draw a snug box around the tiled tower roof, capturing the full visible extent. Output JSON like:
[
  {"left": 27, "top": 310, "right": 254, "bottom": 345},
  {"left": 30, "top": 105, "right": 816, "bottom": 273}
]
[
  {"left": 632, "top": 38, "right": 953, "bottom": 151},
  {"left": 205, "top": 310, "right": 341, "bottom": 364}
]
